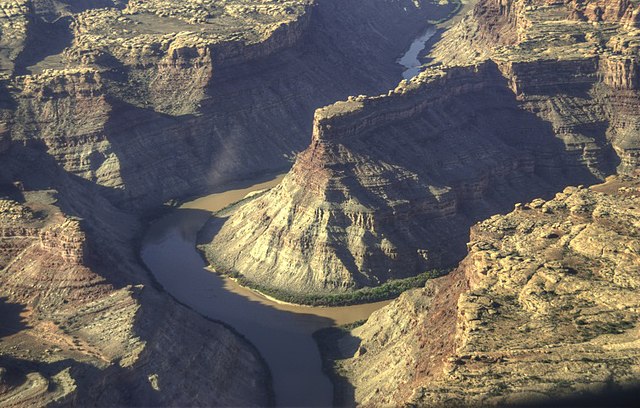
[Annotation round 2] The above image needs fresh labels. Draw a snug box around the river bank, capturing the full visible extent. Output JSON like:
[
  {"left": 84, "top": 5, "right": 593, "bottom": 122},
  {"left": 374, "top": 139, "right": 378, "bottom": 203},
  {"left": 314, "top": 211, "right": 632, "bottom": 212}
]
[
  {"left": 140, "top": 3, "right": 478, "bottom": 405},
  {"left": 140, "top": 174, "right": 392, "bottom": 406}
]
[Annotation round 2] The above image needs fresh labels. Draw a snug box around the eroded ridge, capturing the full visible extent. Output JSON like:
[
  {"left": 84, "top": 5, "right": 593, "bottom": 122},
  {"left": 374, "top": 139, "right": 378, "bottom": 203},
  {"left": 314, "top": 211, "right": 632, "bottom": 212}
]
[
  {"left": 1, "top": 0, "right": 456, "bottom": 208},
  {"left": 338, "top": 175, "right": 640, "bottom": 406},
  {"left": 0, "top": 189, "right": 270, "bottom": 406},
  {"left": 201, "top": 0, "right": 639, "bottom": 297}
]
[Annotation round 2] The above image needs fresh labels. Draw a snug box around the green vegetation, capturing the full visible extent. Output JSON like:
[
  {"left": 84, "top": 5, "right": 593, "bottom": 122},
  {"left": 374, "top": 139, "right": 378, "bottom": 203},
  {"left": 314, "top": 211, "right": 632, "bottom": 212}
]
[
  {"left": 221, "top": 269, "right": 449, "bottom": 307},
  {"left": 341, "top": 319, "right": 367, "bottom": 331}
]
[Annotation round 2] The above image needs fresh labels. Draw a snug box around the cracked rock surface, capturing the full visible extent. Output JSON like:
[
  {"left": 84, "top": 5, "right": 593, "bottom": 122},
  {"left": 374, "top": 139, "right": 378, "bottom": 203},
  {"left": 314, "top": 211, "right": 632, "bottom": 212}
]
[{"left": 338, "top": 175, "right": 640, "bottom": 406}]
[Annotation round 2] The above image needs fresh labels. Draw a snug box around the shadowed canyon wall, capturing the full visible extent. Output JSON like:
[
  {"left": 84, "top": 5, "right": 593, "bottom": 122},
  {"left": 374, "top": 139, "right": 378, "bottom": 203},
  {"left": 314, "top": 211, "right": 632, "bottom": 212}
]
[
  {"left": 337, "top": 178, "right": 640, "bottom": 406},
  {"left": 201, "top": 0, "right": 639, "bottom": 295},
  {"left": 2, "top": 0, "right": 457, "bottom": 208}
]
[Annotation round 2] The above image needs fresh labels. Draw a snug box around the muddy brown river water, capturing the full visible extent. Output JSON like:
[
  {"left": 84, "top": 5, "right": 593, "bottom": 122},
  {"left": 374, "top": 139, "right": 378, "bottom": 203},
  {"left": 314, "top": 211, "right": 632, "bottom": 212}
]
[
  {"left": 139, "top": 3, "right": 477, "bottom": 404},
  {"left": 141, "top": 174, "right": 390, "bottom": 407}
]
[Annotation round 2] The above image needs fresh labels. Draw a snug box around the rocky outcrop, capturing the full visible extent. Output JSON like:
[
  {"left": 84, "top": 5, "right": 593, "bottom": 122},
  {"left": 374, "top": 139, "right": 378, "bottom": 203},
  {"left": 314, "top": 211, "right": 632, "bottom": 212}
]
[
  {"left": 336, "top": 176, "right": 640, "bottom": 406},
  {"left": 0, "top": 186, "right": 271, "bottom": 406},
  {"left": 1, "top": 0, "right": 458, "bottom": 208},
  {"left": 10, "top": 69, "right": 117, "bottom": 186},
  {"left": 576, "top": 0, "right": 637, "bottom": 23},
  {"left": 0, "top": 0, "right": 30, "bottom": 79},
  {"left": 200, "top": 0, "right": 640, "bottom": 296},
  {"left": 65, "top": 1, "right": 313, "bottom": 115},
  {"left": 1, "top": 1, "right": 465, "bottom": 404},
  {"left": 199, "top": 63, "right": 553, "bottom": 294}
]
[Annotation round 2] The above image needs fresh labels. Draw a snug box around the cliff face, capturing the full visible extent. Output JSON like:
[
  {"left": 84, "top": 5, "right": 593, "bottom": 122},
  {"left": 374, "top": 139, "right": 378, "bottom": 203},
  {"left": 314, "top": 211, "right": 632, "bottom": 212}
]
[
  {"left": 0, "top": 0, "right": 30, "bottom": 79},
  {"left": 338, "top": 176, "right": 640, "bottom": 406},
  {"left": 1, "top": 0, "right": 457, "bottom": 208},
  {"left": 0, "top": 184, "right": 271, "bottom": 406},
  {"left": 0, "top": 1, "right": 466, "bottom": 404},
  {"left": 201, "top": 0, "right": 640, "bottom": 295}
]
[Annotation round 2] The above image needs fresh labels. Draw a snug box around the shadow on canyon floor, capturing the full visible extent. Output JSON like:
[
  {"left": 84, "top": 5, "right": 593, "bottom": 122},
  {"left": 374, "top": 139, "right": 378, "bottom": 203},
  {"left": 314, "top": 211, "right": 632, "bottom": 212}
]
[
  {"left": 312, "top": 326, "right": 361, "bottom": 408},
  {"left": 60, "top": 0, "right": 130, "bottom": 14},
  {"left": 13, "top": 16, "right": 73, "bottom": 75},
  {"left": 0, "top": 298, "right": 30, "bottom": 339},
  {"left": 0, "top": 182, "right": 25, "bottom": 203}
]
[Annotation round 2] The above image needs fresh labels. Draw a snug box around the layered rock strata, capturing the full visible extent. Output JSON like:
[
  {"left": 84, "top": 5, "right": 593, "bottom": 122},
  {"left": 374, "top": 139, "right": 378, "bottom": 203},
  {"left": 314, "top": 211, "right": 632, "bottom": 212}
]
[
  {"left": 0, "top": 0, "right": 456, "bottom": 208},
  {"left": 0, "top": 185, "right": 271, "bottom": 406},
  {"left": 1, "top": 1, "right": 462, "bottom": 404},
  {"left": 336, "top": 176, "right": 640, "bottom": 406},
  {"left": 201, "top": 0, "right": 640, "bottom": 295}
]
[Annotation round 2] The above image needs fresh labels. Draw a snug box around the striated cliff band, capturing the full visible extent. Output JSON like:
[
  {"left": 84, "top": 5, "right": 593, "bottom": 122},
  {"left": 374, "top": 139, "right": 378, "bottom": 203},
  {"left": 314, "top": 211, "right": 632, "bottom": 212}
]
[
  {"left": 0, "top": 0, "right": 465, "bottom": 405},
  {"left": 0, "top": 182, "right": 271, "bottom": 406},
  {"left": 0, "top": 0, "right": 458, "bottom": 209},
  {"left": 1, "top": 0, "right": 639, "bottom": 406},
  {"left": 331, "top": 176, "right": 640, "bottom": 406},
  {"left": 201, "top": 0, "right": 640, "bottom": 296}
]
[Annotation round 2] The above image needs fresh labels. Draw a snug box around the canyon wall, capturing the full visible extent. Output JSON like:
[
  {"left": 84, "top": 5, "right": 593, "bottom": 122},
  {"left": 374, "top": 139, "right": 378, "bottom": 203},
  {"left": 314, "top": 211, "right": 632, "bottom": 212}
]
[
  {"left": 201, "top": 0, "right": 640, "bottom": 295},
  {"left": 0, "top": 187, "right": 271, "bottom": 406},
  {"left": 338, "top": 177, "right": 640, "bottom": 406},
  {"left": 305, "top": 2, "right": 640, "bottom": 404},
  {"left": 1, "top": 1, "right": 463, "bottom": 404},
  {"left": 1, "top": 0, "right": 457, "bottom": 209}
]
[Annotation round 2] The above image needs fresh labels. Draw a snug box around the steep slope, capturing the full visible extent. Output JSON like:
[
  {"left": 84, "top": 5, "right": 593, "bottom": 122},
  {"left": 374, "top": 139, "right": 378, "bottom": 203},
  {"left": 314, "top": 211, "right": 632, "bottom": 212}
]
[
  {"left": 0, "top": 176, "right": 271, "bottom": 406},
  {"left": 0, "top": 187, "right": 271, "bottom": 405},
  {"left": 336, "top": 176, "right": 640, "bottom": 406},
  {"left": 201, "top": 0, "right": 640, "bottom": 296},
  {"left": 1, "top": 1, "right": 464, "bottom": 404},
  {"left": 1, "top": 0, "right": 458, "bottom": 208}
]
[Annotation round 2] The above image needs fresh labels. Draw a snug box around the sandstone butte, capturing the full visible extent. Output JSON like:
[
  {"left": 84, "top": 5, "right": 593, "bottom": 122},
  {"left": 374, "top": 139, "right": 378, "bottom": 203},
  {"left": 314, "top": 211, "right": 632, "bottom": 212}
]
[
  {"left": 202, "top": 0, "right": 640, "bottom": 297},
  {"left": 0, "top": 0, "right": 462, "bottom": 405}
]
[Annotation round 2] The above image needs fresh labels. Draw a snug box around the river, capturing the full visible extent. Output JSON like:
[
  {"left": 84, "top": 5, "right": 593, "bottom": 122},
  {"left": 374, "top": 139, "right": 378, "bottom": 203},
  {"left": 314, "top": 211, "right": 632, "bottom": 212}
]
[
  {"left": 141, "top": 8, "right": 470, "bottom": 405},
  {"left": 141, "top": 174, "right": 390, "bottom": 407},
  {"left": 398, "top": 25, "right": 438, "bottom": 79}
]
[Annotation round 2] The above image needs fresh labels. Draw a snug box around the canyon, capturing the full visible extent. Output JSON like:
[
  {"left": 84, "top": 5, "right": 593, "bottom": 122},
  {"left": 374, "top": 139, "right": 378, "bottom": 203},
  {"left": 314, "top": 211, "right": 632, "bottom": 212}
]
[
  {"left": 0, "top": 0, "right": 461, "bottom": 405},
  {"left": 0, "top": 187, "right": 271, "bottom": 406},
  {"left": 1, "top": 0, "right": 639, "bottom": 406},
  {"left": 1, "top": 0, "right": 457, "bottom": 208},
  {"left": 202, "top": 0, "right": 640, "bottom": 296}
]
